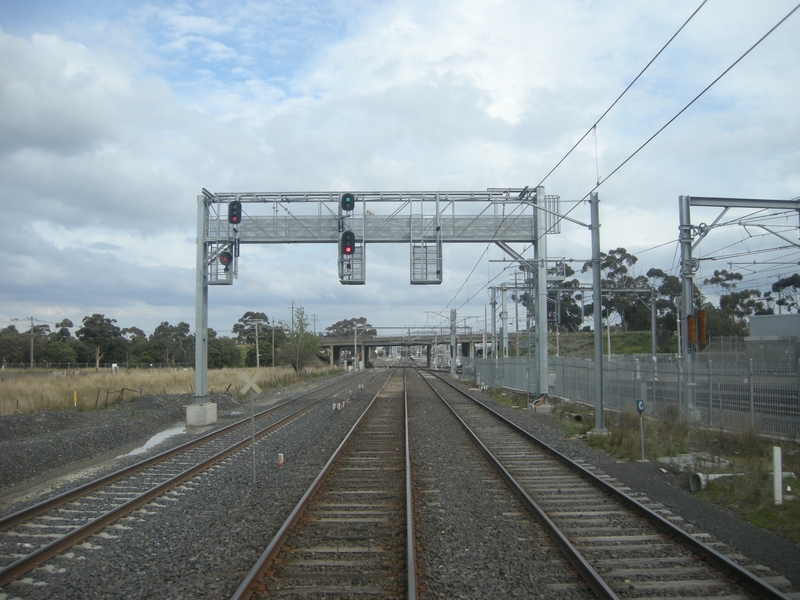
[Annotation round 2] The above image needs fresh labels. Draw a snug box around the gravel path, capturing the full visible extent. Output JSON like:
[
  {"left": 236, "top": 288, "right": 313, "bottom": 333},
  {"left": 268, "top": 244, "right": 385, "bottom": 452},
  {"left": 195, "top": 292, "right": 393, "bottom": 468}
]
[{"left": 1, "top": 369, "right": 798, "bottom": 598}]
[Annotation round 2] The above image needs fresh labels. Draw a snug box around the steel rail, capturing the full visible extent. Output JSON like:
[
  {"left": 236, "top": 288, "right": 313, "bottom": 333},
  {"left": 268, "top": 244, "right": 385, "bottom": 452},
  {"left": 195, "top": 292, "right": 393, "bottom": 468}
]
[
  {"left": 416, "top": 370, "right": 617, "bottom": 600},
  {"left": 0, "top": 371, "right": 367, "bottom": 532},
  {"left": 428, "top": 370, "right": 793, "bottom": 600},
  {"left": 0, "top": 399, "right": 324, "bottom": 587},
  {"left": 231, "top": 367, "right": 412, "bottom": 600},
  {"left": 404, "top": 368, "right": 418, "bottom": 600}
]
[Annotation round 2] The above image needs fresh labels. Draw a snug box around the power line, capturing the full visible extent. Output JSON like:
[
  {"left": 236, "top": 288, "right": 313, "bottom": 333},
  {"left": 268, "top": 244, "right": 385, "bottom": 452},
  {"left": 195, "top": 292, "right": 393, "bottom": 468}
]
[
  {"left": 441, "top": 245, "right": 491, "bottom": 311},
  {"left": 537, "top": 0, "right": 709, "bottom": 188},
  {"left": 699, "top": 244, "right": 798, "bottom": 263},
  {"left": 583, "top": 1, "right": 800, "bottom": 196},
  {"left": 634, "top": 238, "right": 680, "bottom": 255},
  {"left": 441, "top": 2, "right": 799, "bottom": 321}
]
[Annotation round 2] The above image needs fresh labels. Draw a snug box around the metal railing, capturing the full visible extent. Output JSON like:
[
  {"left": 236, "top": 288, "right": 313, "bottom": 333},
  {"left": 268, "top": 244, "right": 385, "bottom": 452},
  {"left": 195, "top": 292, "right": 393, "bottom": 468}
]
[{"left": 463, "top": 356, "right": 800, "bottom": 438}]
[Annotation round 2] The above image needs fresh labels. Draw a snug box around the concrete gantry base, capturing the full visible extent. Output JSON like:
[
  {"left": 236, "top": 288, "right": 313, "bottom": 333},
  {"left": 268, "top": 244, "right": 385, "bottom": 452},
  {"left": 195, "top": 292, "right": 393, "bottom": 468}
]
[
  {"left": 685, "top": 409, "right": 701, "bottom": 423},
  {"left": 186, "top": 402, "right": 217, "bottom": 426},
  {"left": 587, "top": 428, "right": 610, "bottom": 438}
]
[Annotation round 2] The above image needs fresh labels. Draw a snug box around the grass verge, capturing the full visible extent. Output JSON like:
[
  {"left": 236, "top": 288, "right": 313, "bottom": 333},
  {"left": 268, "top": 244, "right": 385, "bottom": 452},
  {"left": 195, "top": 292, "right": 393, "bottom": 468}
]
[
  {"left": 695, "top": 472, "right": 800, "bottom": 543},
  {"left": 0, "top": 366, "right": 341, "bottom": 415},
  {"left": 564, "top": 397, "right": 800, "bottom": 544}
]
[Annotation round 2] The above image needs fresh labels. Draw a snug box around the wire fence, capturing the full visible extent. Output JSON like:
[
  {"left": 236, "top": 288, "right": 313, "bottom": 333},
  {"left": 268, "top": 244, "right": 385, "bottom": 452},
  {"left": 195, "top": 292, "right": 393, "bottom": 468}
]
[
  {"left": 1, "top": 362, "right": 193, "bottom": 373},
  {"left": 464, "top": 356, "right": 800, "bottom": 438}
]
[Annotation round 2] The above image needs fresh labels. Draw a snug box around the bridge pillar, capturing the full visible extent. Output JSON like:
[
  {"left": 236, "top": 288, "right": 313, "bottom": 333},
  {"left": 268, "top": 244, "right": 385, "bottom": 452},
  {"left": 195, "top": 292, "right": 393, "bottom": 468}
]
[
  {"left": 426, "top": 344, "right": 431, "bottom": 368},
  {"left": 331, "top": 345, "right": 345, "bottom": 367}
]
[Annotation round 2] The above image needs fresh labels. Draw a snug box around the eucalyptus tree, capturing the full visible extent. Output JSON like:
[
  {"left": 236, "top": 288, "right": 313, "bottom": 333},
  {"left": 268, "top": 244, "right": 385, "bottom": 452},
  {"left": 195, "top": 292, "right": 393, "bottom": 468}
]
[
  {"left": 76, "top": 314, "right": 124, "bottom": 369},
  {"left": 280, "top": 307, "right": 320, "bottom": 373}
]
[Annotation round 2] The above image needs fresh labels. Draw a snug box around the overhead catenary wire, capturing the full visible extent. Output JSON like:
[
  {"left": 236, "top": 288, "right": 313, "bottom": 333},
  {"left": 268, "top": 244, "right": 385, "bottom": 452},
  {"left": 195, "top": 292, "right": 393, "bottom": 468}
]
[
  {"left": 580, "top": 1, "right": 800, "bottom": 199},
  {"left": 537, "top": 0, "right": 709, "bottom": 189},
  {"left": 546, "top": 3, "right": 800, "bottom": 250},
  {"left": 439, "top": 3, "right": 711, "bottom": 319},
  {"left": 442, "top": 2, "right": 800, "bottom": 323}
]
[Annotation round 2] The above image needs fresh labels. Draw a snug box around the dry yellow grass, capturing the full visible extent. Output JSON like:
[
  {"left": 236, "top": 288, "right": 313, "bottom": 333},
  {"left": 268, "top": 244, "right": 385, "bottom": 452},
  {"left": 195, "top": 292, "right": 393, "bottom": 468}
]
[{"left": 0, "top": 366, "right": 338, "bottom": 415}]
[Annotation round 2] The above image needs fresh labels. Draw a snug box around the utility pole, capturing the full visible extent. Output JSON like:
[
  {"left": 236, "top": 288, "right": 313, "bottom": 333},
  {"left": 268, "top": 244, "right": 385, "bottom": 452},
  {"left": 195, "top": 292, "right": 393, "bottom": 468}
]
[
  {"left": 679, "top": 195, "right": 699, "bottom": 421},
  {"left": 312, "top": 314, "right": 318, "bottom": 335},
  {"left": 244, "top": 318, "right": 261, "bottom": 368},
  {"left": 491, "top": 287, "right": 497, "bottom": 361},
  {"left": 483, "top": 306, "right": 487, "bottom": 359},
  {"left": 271, "top": 321, "right": 275, "bottom": 368},
  {"left": 254, "top": 320, "right": 260, "bottom": 368},
  {"left": 590, "top": 192, "right": 605, "bottom": 431},
  {"left": 450, "top": 309, "right": 457, "bottom": 376},
  {"left": 515, "top": 272, "right": 520, "bottom": 357},
  {"left": 501, "top": 283, "right": 508, "bottom": 358},
  {"left": 29, "top": 316, "right": 34, "bottom": 369},
  {"left": 534, "top": 186, "right": 549, "bottom": 398},
  {"left": 289, "top": 301, "right": 295, "bottom": 334}
]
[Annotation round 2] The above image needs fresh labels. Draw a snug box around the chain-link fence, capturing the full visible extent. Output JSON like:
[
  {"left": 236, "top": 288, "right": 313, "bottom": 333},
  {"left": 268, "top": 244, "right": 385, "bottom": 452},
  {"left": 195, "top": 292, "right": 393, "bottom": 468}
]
[{"left": 464, "top": 356, "right": 800, "bottom": 438}]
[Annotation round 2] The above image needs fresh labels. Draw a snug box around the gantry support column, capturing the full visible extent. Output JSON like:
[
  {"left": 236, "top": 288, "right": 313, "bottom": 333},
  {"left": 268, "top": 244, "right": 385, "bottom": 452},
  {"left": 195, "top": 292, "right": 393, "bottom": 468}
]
[
  {"left": 535, "top": 186, "right": 549, "bottom": 397},
  {"left": 190, "top": 194, "right": 217, "bottom": 426},
  {"left": 679, "top": 195, "right": 699, "bottom": 421},
  {"left": 590, "top": 192, "right": 606, "bottom": 432}
]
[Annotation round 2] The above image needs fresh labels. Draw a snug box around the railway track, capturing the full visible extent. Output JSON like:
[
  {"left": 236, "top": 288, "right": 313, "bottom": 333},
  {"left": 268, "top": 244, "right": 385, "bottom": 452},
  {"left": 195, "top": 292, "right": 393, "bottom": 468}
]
[
  {"left": 419, "top": 369, "right": 794, "bottom": 600},
  {"left": 3, "top": 364, "right": 794, "bottom": 597},
  {"left": 0, "top": 372, "right": 370, "bottom": 588},
  {"left": 233, "top": 368, "right": 415, "bottom": 599}
]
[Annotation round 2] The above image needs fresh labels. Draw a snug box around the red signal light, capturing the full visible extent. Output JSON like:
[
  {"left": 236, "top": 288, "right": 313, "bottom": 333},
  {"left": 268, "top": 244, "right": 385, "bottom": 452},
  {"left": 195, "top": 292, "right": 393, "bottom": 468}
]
[
  {"left": 341, "top": 231, "right": 355, "bottom": 256},
  {"left": 228, "top": 201, "right": 242, "bottom": 224}
]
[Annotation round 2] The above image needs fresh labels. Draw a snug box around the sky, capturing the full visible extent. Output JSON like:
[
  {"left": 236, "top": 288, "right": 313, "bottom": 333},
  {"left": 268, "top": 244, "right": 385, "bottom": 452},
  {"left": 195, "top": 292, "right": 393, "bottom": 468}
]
[{"left": 0, "top": 0, "right": 798, "bottom": 339}]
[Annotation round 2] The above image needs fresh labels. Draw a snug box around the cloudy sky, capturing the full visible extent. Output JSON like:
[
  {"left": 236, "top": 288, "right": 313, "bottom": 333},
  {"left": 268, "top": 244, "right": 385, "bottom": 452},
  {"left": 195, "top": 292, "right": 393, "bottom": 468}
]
[{"left": 1, "top": 0, "right": 798, "bottom": 339}]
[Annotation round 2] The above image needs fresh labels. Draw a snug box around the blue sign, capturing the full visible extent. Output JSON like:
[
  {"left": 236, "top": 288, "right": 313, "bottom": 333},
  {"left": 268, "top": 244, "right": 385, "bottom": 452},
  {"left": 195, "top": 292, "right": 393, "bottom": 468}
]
[{"left": 636, "top": 399, "right": 644, "bottom": 414}]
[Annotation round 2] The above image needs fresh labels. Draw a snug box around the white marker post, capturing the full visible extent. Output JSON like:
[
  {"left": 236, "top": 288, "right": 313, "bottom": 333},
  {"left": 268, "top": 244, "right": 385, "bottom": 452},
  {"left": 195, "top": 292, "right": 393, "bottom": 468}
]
[
  {"left": 774, "top": 446, "right": 783, "bottom": 506},
  {"left": 240, "top": 372, "right": 263, "bottom": 485}
]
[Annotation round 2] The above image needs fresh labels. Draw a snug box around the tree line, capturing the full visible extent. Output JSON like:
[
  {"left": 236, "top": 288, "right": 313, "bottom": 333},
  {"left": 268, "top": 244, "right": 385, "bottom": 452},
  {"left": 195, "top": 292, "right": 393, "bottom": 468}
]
[
  {"left": 524, "top": 248, "right": 798, "bottom": 352},
  {"left": 0, "top": 307, "right": 351, "bottom": 372},
  {"left": 4, "top": 250, "right": 794, "bottom": 368}
]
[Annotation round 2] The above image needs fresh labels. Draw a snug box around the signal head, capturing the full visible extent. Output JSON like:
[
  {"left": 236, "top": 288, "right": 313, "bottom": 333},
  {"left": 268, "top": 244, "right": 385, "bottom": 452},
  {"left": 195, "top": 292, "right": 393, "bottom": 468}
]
[
  {"left": 220, "top": 251, "right": 233, "bottom": 271},
  {"left": 341, "top": 192, "right": 355, "bottom": 212},
  {"left": 341, "top": 230, "right": 356, "bottom": 256},
  {"left": 228, "top": 201, "right": 242, "bottom": 224}
]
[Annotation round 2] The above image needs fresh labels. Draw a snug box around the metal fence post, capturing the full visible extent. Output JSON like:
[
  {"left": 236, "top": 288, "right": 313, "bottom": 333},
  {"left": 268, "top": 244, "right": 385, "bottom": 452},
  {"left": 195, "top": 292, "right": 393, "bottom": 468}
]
[
  {"left": 707, "top": 359, "right": 713, "bottom": 426},
  {"left": 748, "top": 358, "right": 755, "bottom": 428},
  {"left": 652, "top": 356, "right": 658, "bottom": 415}
]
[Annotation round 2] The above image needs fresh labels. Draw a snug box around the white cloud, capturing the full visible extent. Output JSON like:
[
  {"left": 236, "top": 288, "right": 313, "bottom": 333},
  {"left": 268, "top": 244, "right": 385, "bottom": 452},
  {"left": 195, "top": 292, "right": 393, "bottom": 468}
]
[{"left": 0, "top": 0, "right": 798, "bottom": 336}]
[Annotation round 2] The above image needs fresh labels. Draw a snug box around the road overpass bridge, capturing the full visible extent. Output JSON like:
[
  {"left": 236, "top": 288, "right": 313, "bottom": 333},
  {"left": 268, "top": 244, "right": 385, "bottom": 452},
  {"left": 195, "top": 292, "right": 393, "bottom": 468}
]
[{"left": 321, "top": 332, "right": 482, "bottom": 369}]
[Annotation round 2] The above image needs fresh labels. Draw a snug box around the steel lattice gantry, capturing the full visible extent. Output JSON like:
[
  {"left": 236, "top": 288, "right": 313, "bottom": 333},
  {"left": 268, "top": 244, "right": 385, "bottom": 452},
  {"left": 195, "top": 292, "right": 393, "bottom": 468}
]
[
  {"left": 191, "top": 188, "right": 561, "bottom": 422},
  {"left": 199, "top": 189, "right": 560, "bottom": 285}
]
